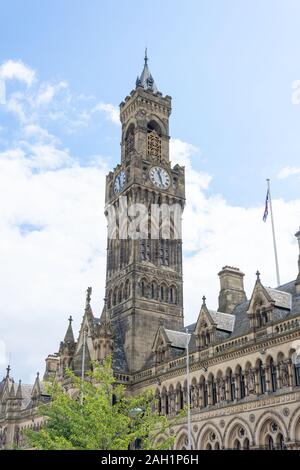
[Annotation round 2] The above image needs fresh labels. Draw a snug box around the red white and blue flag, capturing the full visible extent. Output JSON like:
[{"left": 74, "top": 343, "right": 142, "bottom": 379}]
[{"left": 263, "top": 189, "right": 270, "bottom": 222}]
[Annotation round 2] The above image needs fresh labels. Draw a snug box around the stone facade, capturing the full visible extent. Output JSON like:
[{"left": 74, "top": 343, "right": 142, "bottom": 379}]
[{"left": 1, "top": 55, "right": 300, "bottom": 450}]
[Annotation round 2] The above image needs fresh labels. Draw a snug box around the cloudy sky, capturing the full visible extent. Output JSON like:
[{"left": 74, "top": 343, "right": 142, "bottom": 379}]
[{"left": 0, "top": 0, "right": 300, "bottom": 382}]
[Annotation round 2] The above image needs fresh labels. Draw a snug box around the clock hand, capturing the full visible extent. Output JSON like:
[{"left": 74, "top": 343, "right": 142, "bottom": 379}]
[{"left": 158, "top": 170, "right": 163, "bottom": 185}]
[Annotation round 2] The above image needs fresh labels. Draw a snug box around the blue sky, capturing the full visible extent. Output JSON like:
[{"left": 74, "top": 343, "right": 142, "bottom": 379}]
[
  {"left": 1, "top": 1, "right": 300, "bottom": 381},
  {"left": 2, "top": 0, "right": 300, "bottom": 205}
]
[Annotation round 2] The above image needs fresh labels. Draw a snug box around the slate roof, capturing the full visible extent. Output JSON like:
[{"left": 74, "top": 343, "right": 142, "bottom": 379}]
[
  {"left": 208, "top": 310, "right": 236, "bottom": 332},
  {"left": 136, "top": 51, "right": 158, "bottom": 93},
  {"left": 165, "top": 329, "right": 190, "bottom": 349},
  {"left": 265, "top": 287, "right": 292, "bottom": 309}
]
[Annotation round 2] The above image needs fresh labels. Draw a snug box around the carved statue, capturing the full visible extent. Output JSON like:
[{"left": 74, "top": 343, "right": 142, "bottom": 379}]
[
  {"left": 217, "top": 377, "right": 226, "bottom": 401},
  {"left": 279, "top": 361, "right": 289, "bottom": 387},
  {"left": 247, "top": 369, "right": 256, "bottom": 394},
  {"left": 191, "top": 385, "right": 198, "bottom": 408}
]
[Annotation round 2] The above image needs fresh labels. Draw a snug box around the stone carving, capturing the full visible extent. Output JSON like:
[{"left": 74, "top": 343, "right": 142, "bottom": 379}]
[
  {"left": 279, "top": 361, "right": 289, "bottom": 387},
  {"left": 247, "top": 369, "right": 256, "bottom": 395},
  {"left": 191, "top": 385, "right": 198, "bottom": 408},
  {"left": 217, "top": 377, "right": 226, "bottom": 401}
]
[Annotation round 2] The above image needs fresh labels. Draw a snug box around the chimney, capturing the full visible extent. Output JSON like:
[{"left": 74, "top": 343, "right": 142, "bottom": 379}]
[
  {"left": 218, "top": 266, "right": 247, "bottom": 313},
  {"left": 295, "top": 228, "right": 300, "bottom": 294}
]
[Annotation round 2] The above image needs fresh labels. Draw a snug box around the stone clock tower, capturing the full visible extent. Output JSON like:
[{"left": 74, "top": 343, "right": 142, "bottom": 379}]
[{"left": 104, "top": 52, "right": 185, "bottom": 373}]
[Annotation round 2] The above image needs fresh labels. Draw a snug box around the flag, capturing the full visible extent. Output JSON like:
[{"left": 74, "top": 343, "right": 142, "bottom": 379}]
[{"left": 263, "top": 189, "right": 270, "bottom": 222}]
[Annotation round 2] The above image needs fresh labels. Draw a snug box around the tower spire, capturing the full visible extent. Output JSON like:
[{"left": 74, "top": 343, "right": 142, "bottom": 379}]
[{"left": 135, "top": 49, "right": 158, "bottom": 93}]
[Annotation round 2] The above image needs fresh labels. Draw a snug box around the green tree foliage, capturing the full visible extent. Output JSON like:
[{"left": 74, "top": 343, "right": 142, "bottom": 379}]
[{"left": 25, "top": 357, "right": 176, "bottom": 450}]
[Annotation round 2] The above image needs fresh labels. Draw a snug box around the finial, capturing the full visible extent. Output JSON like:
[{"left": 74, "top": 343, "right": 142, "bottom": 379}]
[
  {"left": 144, "top": 47, "right": 148, "bottom": 65},
  {"left": 86, "top": 287, "right": 92, "bottom": 309},
  {"left": 36, "top": 372, "right": 39, "bottom": 378},
  {"left": 256, "top": 270, "right": 261, "bottom": 281},
  {"left": 68, "top": 315, "right": 73, "bottom": 324},
  {"left": 6, "top": 365, "right": 10, "bottom": 378},
  {"left": 202, "top": 295, "right": 206, "bottom": 305}
]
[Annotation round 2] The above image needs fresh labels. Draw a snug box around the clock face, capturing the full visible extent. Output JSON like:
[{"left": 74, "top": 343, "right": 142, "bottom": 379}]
[
  {"left": 114, "top": 170, "right": 126, "bottom": 194},
  {"left": 149, "top": 166, "right": 170, "bottom": 189}
]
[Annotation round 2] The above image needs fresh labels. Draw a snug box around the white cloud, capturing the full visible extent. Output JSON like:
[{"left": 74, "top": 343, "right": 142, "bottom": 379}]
[
  {"left": 36, "top": 81, "right": 68, "bottom": 106},
  {"left": 93, "top": 102, "right": 120, "bottom": 124},
  {"left": 1, "top": 60, "right": 300, "bottom": 384},
  {"left": 278, "top": 166, "right": 300, "bottom": 179},
  {"left": 0, "top": 60, "right": 36, "bottom": 86}
]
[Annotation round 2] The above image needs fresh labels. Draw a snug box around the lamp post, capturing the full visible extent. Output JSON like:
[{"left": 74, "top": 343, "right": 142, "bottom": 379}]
[
  {"left": 80, "top": 328, "right": 87, "bottom": 406},
  {"left": 186, "top": 327, "right": 192, "bottom": 450}
]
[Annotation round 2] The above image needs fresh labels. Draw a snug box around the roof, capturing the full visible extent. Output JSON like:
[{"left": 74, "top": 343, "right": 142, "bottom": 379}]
[
  {"left": 209, "top": 310, "right": 236, "bottom": 332},
  {"left": 165, "top": 329, "right": 190, "bottom": 349},
  {"left": 264, "top": 287, "right": 292, "bottom": 309},
  {"left": 136, "top": 50, "right": 158, "bottom": 93}
]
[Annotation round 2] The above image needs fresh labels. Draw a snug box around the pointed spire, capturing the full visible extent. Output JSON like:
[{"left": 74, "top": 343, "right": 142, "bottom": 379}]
[
  {"left": 64, "top": 315, "right": 75, "bottom": 344},
  {"left": 85, "top": 287, "right": 92, "bottom": 311},
  {"left": 9, "top": 381, "right": 15, "bottom": 398},
  {"left": 136, "top": 50, "right": 158, "bottom": 93},
  {"left": 32, "top": 372, "right": 41, "bottom": 399},
  {"left": 16, "top": 380, "right": 22, "bottom": 399}
]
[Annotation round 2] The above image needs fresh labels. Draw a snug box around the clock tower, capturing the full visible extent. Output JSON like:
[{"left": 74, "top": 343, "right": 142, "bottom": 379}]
[{"left": 104, "top": 52, "right": 185, "bottom": 373}]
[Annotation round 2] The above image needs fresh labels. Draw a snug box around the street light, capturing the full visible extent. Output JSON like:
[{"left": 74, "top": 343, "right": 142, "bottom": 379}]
[{"left": 186, "top": 327, "right": 192, "bottom": 450}]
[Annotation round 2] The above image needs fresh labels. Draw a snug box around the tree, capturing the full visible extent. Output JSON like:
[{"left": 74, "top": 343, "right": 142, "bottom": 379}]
[{"left": 25, "top": 356, "right": 176, "bottom": 450}]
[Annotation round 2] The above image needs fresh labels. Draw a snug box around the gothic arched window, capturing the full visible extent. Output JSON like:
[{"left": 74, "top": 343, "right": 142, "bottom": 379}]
[
  {"left": 270, "top": 358, "right": 277, "bottom": 392},
  {"left": 259, "top": 361, "right": 266, "bottom": 394},
  {"left": 229, "top": 371, "right": 236, "bottom": 401},
  {"left": 212, "top": 378, "right": 217, "bottom": 405},
  {"left": 294, "top": 362, "right": 300, "bottom": 386},
  {"left": 160, "top": 285, "right": 165, "bottom": 302},
  {"left": 239, "top": 370, "right": 246, "bottom": 399},
  {"left": 147, "top": 121, "right": 162, "bottom": 160},
  {"left": 125, "top": 125, "right": 135, "bottom": 158}
]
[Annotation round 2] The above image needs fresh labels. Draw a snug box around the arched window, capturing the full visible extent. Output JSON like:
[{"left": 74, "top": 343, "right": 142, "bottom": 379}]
[
  {"left": 141, "top": 280, "right": 145, "bottom": 297},
  {"left": 229, "top": 371, "right": 236, "bottom": 400},
  {"left": 240, "top": 371, "right": 246, "bottom": 399},
  {"left": 147, "top": 121, "right": 162, "bottom": 160},
  {"left": 151, "top": 282, "right": 157, "bottom": 300},
  {"left": 233, "top": 439, "right": 241, "bottom": 450},
  {"left": 259, "top": 361, "right": 266, "bottom": 394},
  {"left": 165, "top": 394, "right": 169, "bottom": 415},
  {"left": 243, "top": 438, "right": 250, "bottom": 450},
  {"left": 125, "top": 124, "right": 135, "bottom": 158},
  {"left": 294, "top": 362, "right": 300, "bottom": 386},
  {"left": 160, "top": 285, "right": 164, "bottom": 302},
  {"left": 113, "top": 289, "right": 117, "bottom": 306},
  {"left": 270, "top": 358, "right": 277, "bottom": 392},
  {"left": 277, "top": 433, "right": 285, "bottom": 450},
  {"left": 202, "top": 379, "right": 208, "bottom": 407},
  {"left": 212, "top": 378, "right": 217, "bottom": 405},
  {"left": 266, "top": 435, "right": 274, "bottom": 450}
]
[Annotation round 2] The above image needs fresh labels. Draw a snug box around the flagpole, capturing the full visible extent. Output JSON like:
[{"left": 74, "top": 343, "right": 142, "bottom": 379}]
[
  {"left": 266, "top": 179, "right": 281, "bottom": 286},
  {"left": 186, "top": 328, "right": 192, "bottom": 450}
]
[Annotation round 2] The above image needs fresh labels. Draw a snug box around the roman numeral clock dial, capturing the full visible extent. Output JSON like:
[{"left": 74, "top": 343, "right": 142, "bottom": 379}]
[{"left": 149, "top": 166, "right": 170, "bottom": 189}]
